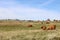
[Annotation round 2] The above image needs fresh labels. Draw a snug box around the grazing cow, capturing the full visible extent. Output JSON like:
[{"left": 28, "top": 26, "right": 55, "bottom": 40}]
[
  {"left": 41, "top": 26, "right": 46, "bottom": 30},
  {"left": 28, "top": 24, "right": 33, "bottom": 27},
  {"left": 47, "top": 25, "right": 56, "bottom": 30}
]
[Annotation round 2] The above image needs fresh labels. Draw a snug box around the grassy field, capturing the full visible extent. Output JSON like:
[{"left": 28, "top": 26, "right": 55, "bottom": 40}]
[{"left": 0, "top": 20, "right": 60, "bottom": 40}]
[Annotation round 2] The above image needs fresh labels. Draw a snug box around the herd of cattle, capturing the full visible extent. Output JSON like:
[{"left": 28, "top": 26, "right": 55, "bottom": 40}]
[
  {"left": 27, "top": 19, "right": 59, "bottom": 30},
  {"left": 28, "top": 24, "right": 56, "bottom": 30},
  {"left": 27, "top": 24, "right": 56, "bottom": 30}
]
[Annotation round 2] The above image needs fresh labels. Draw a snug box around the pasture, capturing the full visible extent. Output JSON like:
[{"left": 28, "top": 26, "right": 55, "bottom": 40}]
[{"left": 0, "top": 20, "right": 60, "bottom": 40}]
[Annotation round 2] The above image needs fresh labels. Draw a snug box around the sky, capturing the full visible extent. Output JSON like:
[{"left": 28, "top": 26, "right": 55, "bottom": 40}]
[{"left": 0, "top": 0, "right": 60, "bottom": 20}]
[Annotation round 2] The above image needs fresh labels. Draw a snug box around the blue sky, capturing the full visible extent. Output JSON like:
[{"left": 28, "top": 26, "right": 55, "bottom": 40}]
[{"left": 0, "top": 0, "right": 60, "bottom": 20}]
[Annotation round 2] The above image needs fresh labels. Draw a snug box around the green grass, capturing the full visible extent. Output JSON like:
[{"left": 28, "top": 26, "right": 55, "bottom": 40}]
[
  {"left": 0, "top": 20, "right": 60, "bottom": 40},
  {"left": 0, "top": 30, "right": 60, "bottom": 40},
  {"left": 0, "top": 22, "right": 43, "bottom": 31}
]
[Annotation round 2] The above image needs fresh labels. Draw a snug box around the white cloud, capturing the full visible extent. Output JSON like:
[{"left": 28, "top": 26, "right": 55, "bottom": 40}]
[
  {"left": 0, "top": 0, "right": 60, "bottom": 20},
  {"left": 0, "top": 6, "right": 60, "bottom": 20}
]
